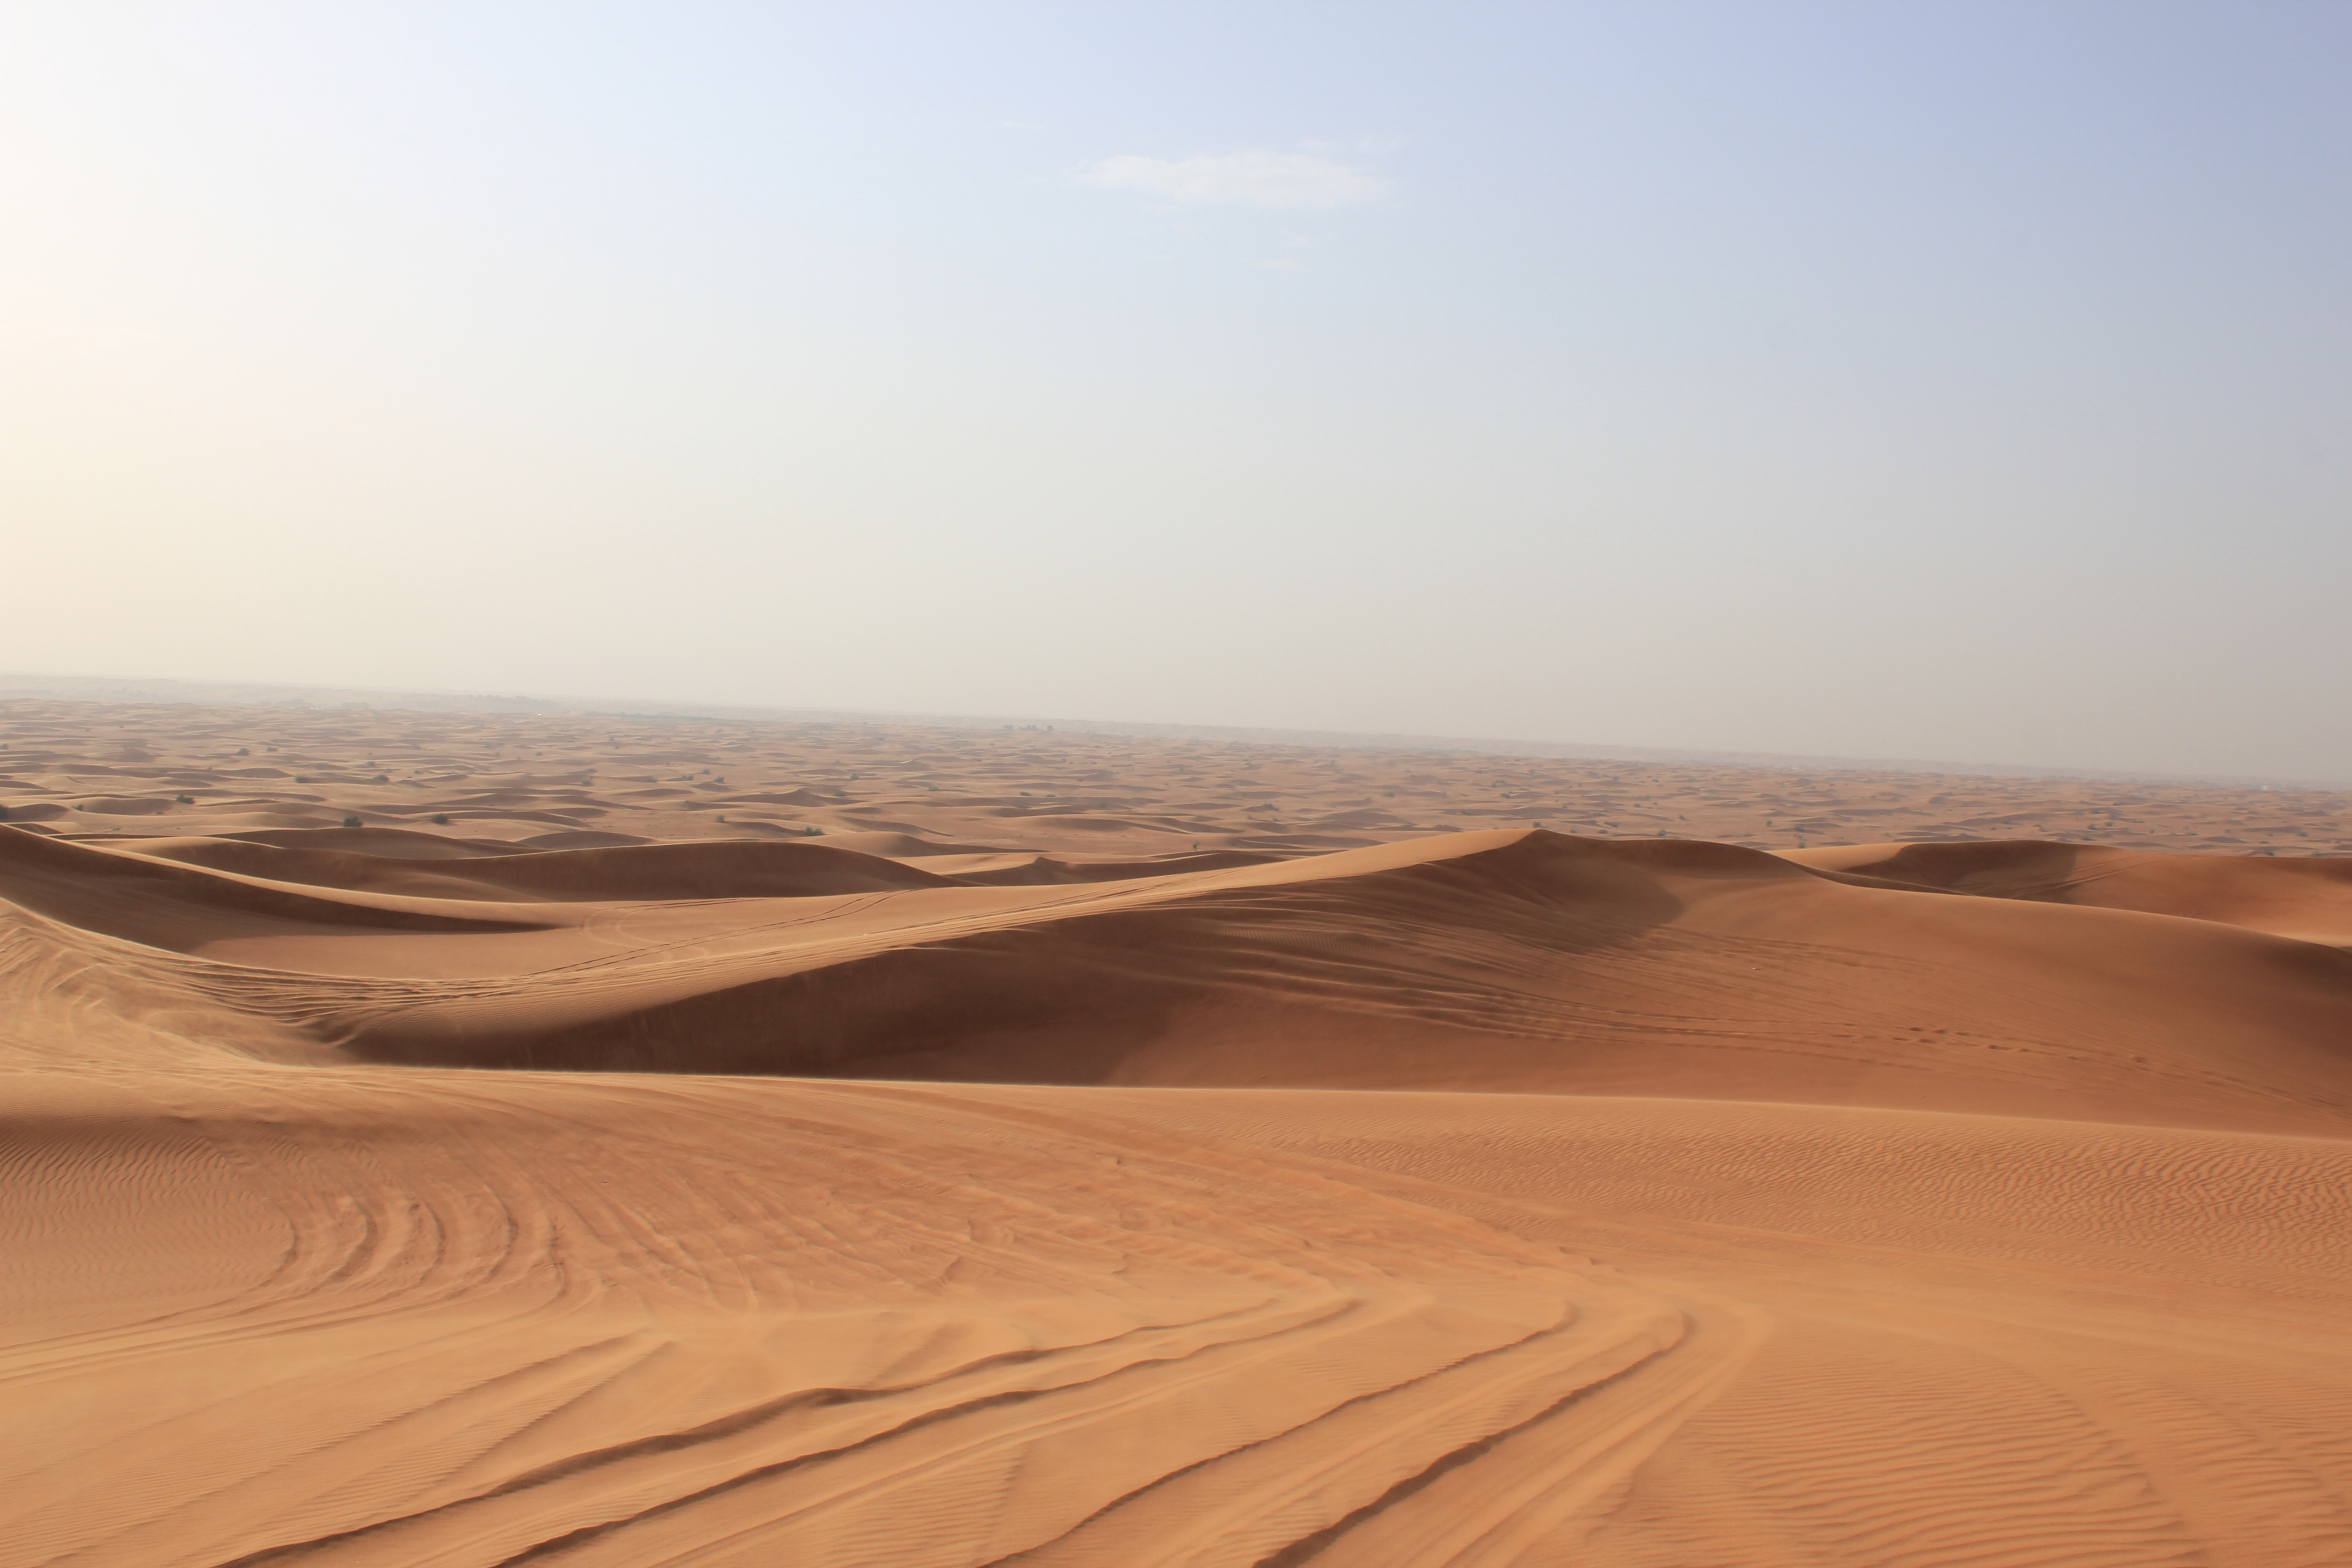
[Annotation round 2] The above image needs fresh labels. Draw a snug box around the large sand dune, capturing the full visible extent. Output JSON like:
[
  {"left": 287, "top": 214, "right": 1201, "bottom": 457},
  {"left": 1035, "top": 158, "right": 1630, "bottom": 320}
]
[{"left": 5, "top": 700, "right": 2350, "bottom": 1565}]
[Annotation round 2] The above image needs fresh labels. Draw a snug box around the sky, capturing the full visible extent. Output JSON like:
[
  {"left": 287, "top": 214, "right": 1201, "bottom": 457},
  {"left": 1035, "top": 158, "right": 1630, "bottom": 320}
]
[{"left": 4, "top": 1, "right": 2347, "bottom": 780}]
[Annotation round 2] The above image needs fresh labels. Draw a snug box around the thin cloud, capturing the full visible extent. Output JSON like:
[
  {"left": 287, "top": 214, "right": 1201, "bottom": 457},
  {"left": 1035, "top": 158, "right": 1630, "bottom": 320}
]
[{"left": 1078, "top": 151, "right": 1391, "bottom": 210}]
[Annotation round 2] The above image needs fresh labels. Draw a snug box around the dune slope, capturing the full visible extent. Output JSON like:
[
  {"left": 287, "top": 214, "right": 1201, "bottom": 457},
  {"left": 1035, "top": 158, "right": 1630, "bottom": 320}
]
[{"left": 11, "top": 824, "right": 2345, "bottom": 1132}]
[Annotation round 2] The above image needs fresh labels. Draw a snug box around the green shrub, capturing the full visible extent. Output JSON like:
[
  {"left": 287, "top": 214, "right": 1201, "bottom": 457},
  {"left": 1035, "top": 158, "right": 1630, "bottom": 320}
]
[
  {"left": 174, "top": 794, "right": 194, "bottom": 805},
  {"left": 341, "top": 815, "right": 362, "bottom": 828},
  {"left": 430, "top": 813, "right": 450, "bottom": 825}
]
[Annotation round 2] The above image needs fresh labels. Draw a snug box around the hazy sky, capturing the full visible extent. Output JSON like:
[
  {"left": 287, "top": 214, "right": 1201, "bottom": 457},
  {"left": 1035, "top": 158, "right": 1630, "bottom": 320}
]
[{"left": 5, "top": 2, "right": 2347, "bottom": 779}]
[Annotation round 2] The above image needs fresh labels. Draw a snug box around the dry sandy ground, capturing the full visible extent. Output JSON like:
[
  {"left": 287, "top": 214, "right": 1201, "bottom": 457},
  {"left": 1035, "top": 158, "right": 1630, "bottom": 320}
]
[
  {"left": 5, "top": 699, "right": 2351, "bottom": 1567},
  {"left": 5, "top": 699, "right": 2349, "bottom": 857}
]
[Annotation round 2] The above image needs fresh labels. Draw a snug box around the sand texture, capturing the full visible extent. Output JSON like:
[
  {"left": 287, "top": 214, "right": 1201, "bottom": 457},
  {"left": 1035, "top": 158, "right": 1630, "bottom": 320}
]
[{"left": 5, "top": 700, "right": 2351, "bottom": 1566}]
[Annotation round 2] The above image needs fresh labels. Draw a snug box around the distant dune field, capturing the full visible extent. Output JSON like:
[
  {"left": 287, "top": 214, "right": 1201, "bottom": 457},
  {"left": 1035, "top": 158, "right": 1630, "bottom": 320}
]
[{"left": 6, "top": 699, "right": 2350, "bottom": 1567}]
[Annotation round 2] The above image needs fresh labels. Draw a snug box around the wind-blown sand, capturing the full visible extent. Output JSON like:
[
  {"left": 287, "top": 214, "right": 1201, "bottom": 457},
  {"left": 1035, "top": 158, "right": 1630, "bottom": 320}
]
[{"left": 5, "top": 700, "right": 2350, "bottom": 1566}]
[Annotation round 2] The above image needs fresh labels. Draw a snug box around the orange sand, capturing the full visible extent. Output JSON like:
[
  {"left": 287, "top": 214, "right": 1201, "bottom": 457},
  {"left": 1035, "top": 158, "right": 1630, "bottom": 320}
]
[{"left": 5, "top": 699, "right": 2350, "bottom": 1566}]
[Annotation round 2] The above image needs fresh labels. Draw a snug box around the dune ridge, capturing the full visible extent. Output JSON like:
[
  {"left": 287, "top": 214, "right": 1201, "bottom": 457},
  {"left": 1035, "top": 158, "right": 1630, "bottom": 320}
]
[{"left": 5, "top": 700, "right": 2350, "bottom": 1566}]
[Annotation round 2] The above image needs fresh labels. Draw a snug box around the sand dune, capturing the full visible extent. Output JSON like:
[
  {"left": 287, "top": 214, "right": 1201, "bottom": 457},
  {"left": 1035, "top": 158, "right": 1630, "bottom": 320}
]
[
  {"left": 1791, "top": 838, "right": 2352, "bottom": 945},
  {"left": 5, "top": 698, "right": 2350, "bottom": 1566},
  {"left": 16, "top": 825, "right": 2341, "bottom": 1130}
]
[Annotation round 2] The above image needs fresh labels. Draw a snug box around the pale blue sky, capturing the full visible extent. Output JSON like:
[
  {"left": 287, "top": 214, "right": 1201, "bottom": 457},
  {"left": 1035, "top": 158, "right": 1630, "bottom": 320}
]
[{"left": 5, "top": 2, "right": 2347, "bottom": 778}]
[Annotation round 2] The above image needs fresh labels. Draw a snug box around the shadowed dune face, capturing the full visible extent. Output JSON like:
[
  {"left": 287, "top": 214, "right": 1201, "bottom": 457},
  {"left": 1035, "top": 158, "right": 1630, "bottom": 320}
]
[
  {"left": 1791, "top": 838, "right": 2352, "bottom": 945},
  {"left": 0, "top": 823, "right": 554, "bottom": 948},
  {"left": 9, "top": 822, "right": 2350, "bottom": 1129},
  {"left": 6, "top": 701, "right": 2352, "bottom": 1567},
  {"left": 126, "top": 833, "right": 968, "bottom": 901}
]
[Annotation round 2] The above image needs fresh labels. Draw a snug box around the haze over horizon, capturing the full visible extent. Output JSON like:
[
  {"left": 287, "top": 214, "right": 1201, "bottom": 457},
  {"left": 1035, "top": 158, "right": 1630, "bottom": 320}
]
[
  {"left": 5, "top": 1, "right": 2346, "bottom": 779},
  {"left": 8, "top": 665, "right": 2348, "bottom": 789}
]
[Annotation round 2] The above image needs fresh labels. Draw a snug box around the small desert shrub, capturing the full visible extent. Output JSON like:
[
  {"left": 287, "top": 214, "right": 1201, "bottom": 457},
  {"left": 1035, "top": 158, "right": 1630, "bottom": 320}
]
[
  {"left": 430, "top": 813, "right": 450, "bottom": 825},
  {"left": 235, "top": 747, "right": 250, "bottom": 756},
  {"left": 174, "top": 794, "right": 194, "bottom": 805},
  {"left": 341, "top": 814, "right": 362, "bottom": 828},
  {"left": 294, "top": 775, "right": 309, "bottom": 784}
]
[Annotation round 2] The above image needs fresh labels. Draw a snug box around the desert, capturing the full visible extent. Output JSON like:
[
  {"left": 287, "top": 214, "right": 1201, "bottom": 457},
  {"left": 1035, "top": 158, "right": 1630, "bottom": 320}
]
[
  {"left": 13, "top": 0, "right": 2351, "bottom": 1560},
  {"left": 4, "top": 695, "right": 2350, "bottom": 1566}
]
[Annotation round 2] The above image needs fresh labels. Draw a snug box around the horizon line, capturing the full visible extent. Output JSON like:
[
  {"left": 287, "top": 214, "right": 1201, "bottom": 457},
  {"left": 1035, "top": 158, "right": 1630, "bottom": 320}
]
[{"left": 1, "top": 667, "right": 2341, "bottom": 794}]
